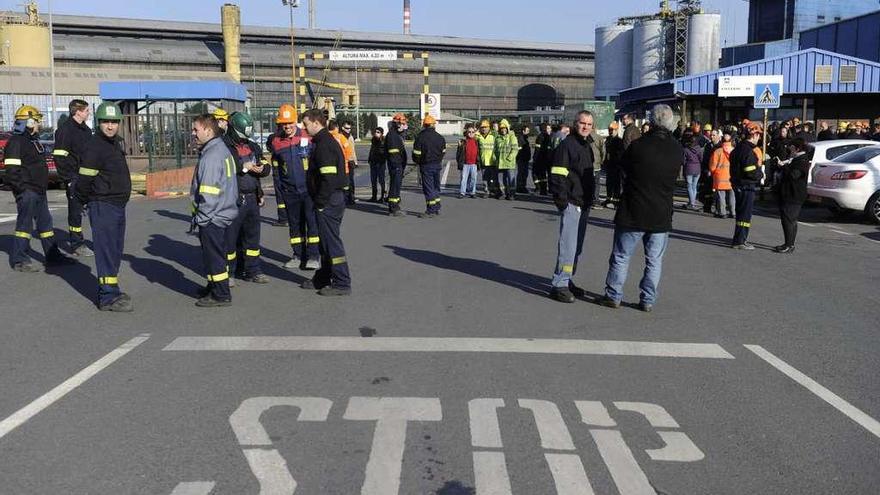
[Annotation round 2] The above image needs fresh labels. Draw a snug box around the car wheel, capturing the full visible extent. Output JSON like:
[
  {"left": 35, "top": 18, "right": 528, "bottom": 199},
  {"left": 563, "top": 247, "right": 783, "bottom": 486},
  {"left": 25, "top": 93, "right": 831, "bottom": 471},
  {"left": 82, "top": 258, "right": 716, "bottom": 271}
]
[{"left": 865, "top": 191, "right": 880, "bottom": 225}]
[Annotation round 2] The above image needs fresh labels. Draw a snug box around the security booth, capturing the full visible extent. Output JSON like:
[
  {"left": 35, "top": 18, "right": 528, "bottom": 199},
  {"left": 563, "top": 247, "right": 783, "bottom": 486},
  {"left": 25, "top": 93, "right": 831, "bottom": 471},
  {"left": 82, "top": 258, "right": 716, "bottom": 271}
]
[
  {"left": 98, "top": 81, "right": 247, "bottom": 172},
  {"left": 617, "top": 48, "right": 880, "bottom": 128}
]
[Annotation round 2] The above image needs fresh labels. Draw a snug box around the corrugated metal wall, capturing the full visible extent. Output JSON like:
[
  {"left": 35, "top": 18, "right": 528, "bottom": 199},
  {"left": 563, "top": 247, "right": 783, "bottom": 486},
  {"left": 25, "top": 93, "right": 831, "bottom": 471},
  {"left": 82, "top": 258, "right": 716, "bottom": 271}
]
[{"left": 799, "top": 11, "right": 880, "bottom": 63}]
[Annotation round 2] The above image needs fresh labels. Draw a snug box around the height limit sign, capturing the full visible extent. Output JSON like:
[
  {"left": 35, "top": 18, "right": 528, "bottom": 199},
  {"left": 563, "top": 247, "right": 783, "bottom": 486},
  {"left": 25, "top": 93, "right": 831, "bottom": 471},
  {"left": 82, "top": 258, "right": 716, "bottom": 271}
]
[{"left": 754, "top": 83, "right": 781, "bottom": 109}]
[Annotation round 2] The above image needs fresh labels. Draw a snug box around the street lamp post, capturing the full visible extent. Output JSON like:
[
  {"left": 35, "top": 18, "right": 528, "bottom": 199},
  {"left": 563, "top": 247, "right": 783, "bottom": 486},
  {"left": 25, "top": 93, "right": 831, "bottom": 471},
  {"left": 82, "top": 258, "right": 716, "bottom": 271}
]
[
  {"left": 281, "top": 0, "right": 298, "bottom": 107},
  {"left": 48, "top": 0, "right": 57, "bottom": 128},
  {"left": 4, "top": 40, "right": 13, "bottom": 114}
]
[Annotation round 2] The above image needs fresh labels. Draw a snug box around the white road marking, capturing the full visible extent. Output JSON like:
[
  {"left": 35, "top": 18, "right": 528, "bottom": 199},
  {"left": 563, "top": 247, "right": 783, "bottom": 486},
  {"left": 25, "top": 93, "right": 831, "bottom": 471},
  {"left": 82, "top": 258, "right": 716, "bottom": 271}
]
[
  {"left": 242, "top": 449, "right": 297, "bottom": 495},
  {"left": 468, "top": 398, "right": 505, "bottom": 448},
  {"left": 830, "top": 229, "right": 854, "bottom": 236},
  {"left": 614, "top": 402, "right": 680, "bottom": 428},
  {"left": 440, "top": 160, "right": 451, "bottom": 189},
  {"left": 797, "top": 221, "right": 816, "bottom": 227},
  {"left": 745, "top": 345, "right": 880, "bottom": 439},
  {"left": 576, "top": 401, "right": 617, "bottom": 427},
  {"left": 472, "top": 451, "right": 513, "bottom": 495},
  {"left": 169, "top": 482, "right": 216, "bottom": 495},
  {"left": 164, "top": 336, "right": 735, "bottom": 360},
  {"left": 0, "top": 333, "right": 149, "bottom": 440},
  {"left": 545, "top": 453, "right": 596, "bottom": 495},
  {"left": 230, "top": 397, "right": 332, "bottom": 446},
  {"left": 590, "top": 429, "right": 655, "bottom": 495},
  {"left": 645, "top": 431, "right": 705, "bottom": 462},
  {"left": 343, "top": 397, "right": 442, "bottom": 495},
  {"left": 518, "top": 399, "right": 576, "bottom": 450}
]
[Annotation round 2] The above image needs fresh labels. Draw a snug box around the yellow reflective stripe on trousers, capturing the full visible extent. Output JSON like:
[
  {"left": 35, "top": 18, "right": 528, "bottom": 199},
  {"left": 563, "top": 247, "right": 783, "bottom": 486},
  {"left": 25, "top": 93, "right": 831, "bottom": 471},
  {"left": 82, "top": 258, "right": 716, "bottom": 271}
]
[
  {"left": 550, "top": 166, "right": 569, "bottom": 176},
  {"left": 278, "top": 203, "right": 286, "bottom": 209},
  {"left": 388, "top": 149, "right": 400, "bottom": 154},
  {"left": 199, "top": 185, "right": 221, "bottom": 195},
  {"left": 331, "top": 256, "right": 347, "bottom": 265},
  {"left": 4, "top": 158, "right": 22, "bottom": 166},
  {"left": 14, "top": 231, "right": 31, "bottom": 239},
  {"left": 245, "top": 249, "right": 261, "bottom": 257},
  {"left": 320, "top": 166, "right": 337, "bottom": 174},
  {"left": 99, "top": 276, "right": 118, "bottom": 285},
  {"left": 208, "top": 271, "right": 229, "bottom": 282},
  {"left": 52, "top": 149, "right": 70, "bottom": 156},
  {"left": 388, "top": 197, "right": 400, "bottom": 203},
  {"left": 290, "top": 237, "right": 303, "bottom": 244},
  {"left": 736, "top": 221, "right": 751, "bottom": 228},
  {"left": 79, "top": 167, "right": 99, "bottom": 176},
  {"left": 427, "top": 198, "right": 441, "bottom": 205},
  {"left": 743, "top": 165, "right": 757, "bottom": 172},
  {"left": 39, "top": 231, "right": 54, "bottom": 238},
  {"left": 413, "top": 150, "right": 422, "bottom": 155},
  {"left": 562, "top": 264, "right": 574, "bottom": 274},
  {"left": 68, "top": 226, "right": 83, "bottom": 233},
  {"left": 307, "top": 236, "right": 320, "bottom": 243},
  {"left": 226, "top": 252, "right": 237, "bottom": 261}
]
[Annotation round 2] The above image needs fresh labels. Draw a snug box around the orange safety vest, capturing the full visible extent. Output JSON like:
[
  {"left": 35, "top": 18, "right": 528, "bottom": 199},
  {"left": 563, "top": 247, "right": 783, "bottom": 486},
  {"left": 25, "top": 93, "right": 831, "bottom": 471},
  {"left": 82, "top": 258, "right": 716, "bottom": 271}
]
[
  {"left": 329, "top": 129, "right": 354, "bottom": 173},
  {"left": 709, "top": 143, "right": 734, "bottom": 191}
]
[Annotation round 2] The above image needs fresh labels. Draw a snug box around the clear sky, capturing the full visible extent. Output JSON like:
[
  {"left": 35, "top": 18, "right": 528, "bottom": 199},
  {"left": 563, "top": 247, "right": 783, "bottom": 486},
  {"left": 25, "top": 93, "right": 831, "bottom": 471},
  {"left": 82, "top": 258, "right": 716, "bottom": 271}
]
[{"left": 5, "top": 0, "right": 750, "bottom": 46}]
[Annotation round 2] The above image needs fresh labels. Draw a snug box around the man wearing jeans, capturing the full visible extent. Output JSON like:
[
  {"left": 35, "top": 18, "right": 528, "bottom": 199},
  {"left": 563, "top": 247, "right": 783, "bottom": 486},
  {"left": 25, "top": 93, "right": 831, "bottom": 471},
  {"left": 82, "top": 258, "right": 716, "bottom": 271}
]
[
  {"left": 548, "top": 111, "right": 595, "bottom": 303},
  {"left": 598, "top": 104, "right": 682, "bottom": 312},
  {"left": 457, "top": 123, "right": 479, "bottom": 198}
]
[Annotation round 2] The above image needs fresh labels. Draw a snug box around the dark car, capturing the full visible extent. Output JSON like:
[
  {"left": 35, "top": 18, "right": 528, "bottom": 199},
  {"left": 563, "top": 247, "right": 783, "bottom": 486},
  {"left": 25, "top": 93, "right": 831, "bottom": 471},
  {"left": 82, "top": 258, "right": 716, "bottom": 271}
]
[{"left": 0, "top": 131, "right": 62, "bottom": 188}]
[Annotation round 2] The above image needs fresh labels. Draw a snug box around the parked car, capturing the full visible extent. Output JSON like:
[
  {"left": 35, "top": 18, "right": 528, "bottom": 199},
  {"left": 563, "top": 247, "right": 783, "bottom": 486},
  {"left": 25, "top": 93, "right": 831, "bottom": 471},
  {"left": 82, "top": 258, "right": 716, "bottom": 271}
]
[
  {"left": 808, "top": 145, "right": 880, "bottom": 224},
  {"left": 804, "top": 139, "right": 878, "bottom": 184},
  {"left": 0, "top": 131, "right": 62, "bottom": 188}
]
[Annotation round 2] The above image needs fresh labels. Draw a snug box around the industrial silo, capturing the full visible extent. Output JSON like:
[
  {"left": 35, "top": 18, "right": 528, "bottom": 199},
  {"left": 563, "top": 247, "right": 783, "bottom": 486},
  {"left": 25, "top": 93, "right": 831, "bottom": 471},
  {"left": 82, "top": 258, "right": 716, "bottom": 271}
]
[
  {"left": 594, "top": 24, "right": 634, "bottom": 97},
  {"left": 631, "top": 19, "right": 667, "bottom": 87},
  {"left": 686, "top": 13, "right": 721, "bottom": 75}
]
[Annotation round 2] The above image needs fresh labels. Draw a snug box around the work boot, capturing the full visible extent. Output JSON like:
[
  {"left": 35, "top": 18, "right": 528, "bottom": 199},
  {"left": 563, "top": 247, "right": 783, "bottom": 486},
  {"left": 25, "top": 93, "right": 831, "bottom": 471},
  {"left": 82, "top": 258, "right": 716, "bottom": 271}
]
[
  {"left": 774, "top": 245, "right": 796, "bottom": 254},
  {"left": 304, "top": 259, "right": 321, "bottom": 270},
  {"left": 318, "top": 286, "right": 351, "bottom": 296},
  {"left": 596, "top": 295, "right": 621, "bottom": 309},
  {"left": 195, "top": 296, "right": 231, "bottom": 308},
  {"left": 549, "top": 287, "right": 575, "bottom": 303},
  {"left": 242, "top": 273, "right": 270, "bottom": 284},
  {"left": 284, "top": 256, "right": 301, "bottom": 269},
  {"left": 71, "top": 245, "right": 94, "bottom": 257},
  {"left": 638, "top": 302, "right": 653, "bottom": 313},
  {"left": 568, "top": 282, "right": 586, "bottom": 298},
  {"left": 99, "top": 295, "right": 134, "bottom": 313},
  {"left": 12, "top": 261, "right": 42, "bottom": 273},
  {"left": 731, "top": 244, "right": 755, "bottom": 251}
]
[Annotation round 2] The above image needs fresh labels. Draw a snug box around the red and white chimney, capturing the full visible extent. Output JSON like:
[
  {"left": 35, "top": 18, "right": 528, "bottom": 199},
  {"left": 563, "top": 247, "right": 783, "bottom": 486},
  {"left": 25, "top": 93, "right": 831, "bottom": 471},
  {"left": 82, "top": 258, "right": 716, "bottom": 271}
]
[{"left": 403, "top": 0, "right": 411, "bottom": 34}]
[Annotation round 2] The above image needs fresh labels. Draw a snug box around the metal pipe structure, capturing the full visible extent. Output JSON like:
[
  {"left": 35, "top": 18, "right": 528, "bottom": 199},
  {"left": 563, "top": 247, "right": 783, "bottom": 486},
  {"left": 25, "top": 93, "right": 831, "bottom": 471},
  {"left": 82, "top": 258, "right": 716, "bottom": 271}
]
[
  {"left": 309, "top": 0, "right": 315, "bottom": 29},
  {"left": 403, "top": 0, "right": 411, "bottom": 34},
  {"left": 48, "top": 0, "right": 56, "bottom": 126}
]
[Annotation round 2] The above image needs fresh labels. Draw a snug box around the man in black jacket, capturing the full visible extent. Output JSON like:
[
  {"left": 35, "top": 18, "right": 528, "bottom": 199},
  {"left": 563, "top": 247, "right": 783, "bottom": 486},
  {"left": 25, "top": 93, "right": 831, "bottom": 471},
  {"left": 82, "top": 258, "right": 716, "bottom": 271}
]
[
  {"left": 598, "top": 105, "right": 682, "bottom": 312},
  {"left": 75, "top": 102, "right": 132, "bottom": 312},
  {"left": 412, "top": 114, "right": 447, "bottom": 217},
  {"left": 515, "top": 124, "right": 532, "bottom": 194},
  {"left": 368, "top": 127, "right": 386, "bottom": 202},
  {"left": 6, "top": 105, "right": 72, "bottom": 272},
  {"left": 547, "top": 111, "right": 595, "bottom": 303},
  {"left": 532, "top": 123, "right": 552, "bottom": 195},
  {"left": 385, "top": 114, "right": 408, "bottom": 217},
  {"left": 53, "top": 99, "right": 94, "bottom": 256},
  {"left": 774, "top": 138, "right": 811, "bottom": 253},
  {"left": 302, "top": 109, "right": 351, "bottom": 295},
  {"left": 730, "top": 123, "right": 765, "bottom": 249}
]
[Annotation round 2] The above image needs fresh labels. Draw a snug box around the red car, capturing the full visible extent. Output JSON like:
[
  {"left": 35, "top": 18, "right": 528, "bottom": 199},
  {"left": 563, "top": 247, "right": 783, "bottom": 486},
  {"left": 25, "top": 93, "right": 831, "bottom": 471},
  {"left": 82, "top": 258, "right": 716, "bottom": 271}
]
[{"left": 0, "top": 131, "right": 62, "bottom": 188}]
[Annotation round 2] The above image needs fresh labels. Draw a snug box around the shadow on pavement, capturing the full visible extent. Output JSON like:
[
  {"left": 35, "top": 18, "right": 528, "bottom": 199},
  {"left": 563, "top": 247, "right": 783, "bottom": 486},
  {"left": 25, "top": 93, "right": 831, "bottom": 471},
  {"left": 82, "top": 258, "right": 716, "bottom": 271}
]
[
  {"left": 1, "top": 229, "right": 97, "bottom": 303},
  {"left": 154, "top": 209, "right": 190, "bottom": 223},
  {"left": 348, "top": 201, "right": 390, "bottom": 216}
]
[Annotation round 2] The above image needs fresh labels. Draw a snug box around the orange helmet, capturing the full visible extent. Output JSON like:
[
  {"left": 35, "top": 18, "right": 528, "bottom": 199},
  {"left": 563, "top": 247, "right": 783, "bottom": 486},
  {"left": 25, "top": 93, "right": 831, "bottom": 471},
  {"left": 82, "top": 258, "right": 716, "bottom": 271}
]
[
  {"left": 276, "top": 104, "right": 298, "bottom": 124},
  {"left": 747, "top": 122, "right": 763, "bottom": 135},
  {"left": 422, "top": 113, "right": 437, "bottom": 126},
  {"left": 392, "top": 113, "right": 408, "bottom": 124},
  {"left": 608, "top": 121, "right": 620, "bottom": 130}
]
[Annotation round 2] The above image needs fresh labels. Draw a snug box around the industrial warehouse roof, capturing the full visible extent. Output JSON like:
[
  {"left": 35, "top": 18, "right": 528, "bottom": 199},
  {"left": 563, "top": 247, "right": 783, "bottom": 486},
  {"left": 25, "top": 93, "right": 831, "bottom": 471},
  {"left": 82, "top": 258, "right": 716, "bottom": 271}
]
[
  {"left": 99, "top": 81, "right": 248, "bottom": 102},
  {"left": 52, "top": 14, "right": 592, "bottom": 56},
  {"left": 1, "top": 66, "right": 236, "bottom": 96},
  {"left": 618, "top": 48, "right": 880, "bottom": 106}
]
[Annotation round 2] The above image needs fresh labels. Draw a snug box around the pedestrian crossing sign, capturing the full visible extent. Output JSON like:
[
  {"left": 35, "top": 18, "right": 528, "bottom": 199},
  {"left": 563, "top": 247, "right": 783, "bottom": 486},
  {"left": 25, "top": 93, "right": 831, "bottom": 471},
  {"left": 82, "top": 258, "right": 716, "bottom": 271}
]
[{"left": 754, "top": 83, "right": 781, "bottom": 109}]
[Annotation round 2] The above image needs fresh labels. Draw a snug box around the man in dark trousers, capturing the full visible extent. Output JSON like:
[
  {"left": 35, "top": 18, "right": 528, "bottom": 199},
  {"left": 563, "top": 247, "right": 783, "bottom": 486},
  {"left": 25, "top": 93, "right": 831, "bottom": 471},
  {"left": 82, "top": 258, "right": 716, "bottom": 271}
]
[
  {"left": 412, "top": 114, "right": 447, "bottom": 218},
  {"left": 532, "top": 123, "right": 552, "bottom": 195},
  {"left": 774, "top": 138, "right": 811, "bottom": 253},
  {"left": 6, "top": 105, "right": 73, "bottom": 272},
  {"left": 190, "top": 114, "right": 239, "bottom": 307},
  {"left": 384, "top": 113, "right": 408, "bottom": 217},
  {"left": 515, "top": 124, "right": 532, "bottom": 194},
  {"left": 597, "top": 105, "right": 682, "bottom": 312},
  {"left": 75, "top": 102, "right": 133, "bottom": 312},
  {"left": 730, "top": 123, "right": 765, "bottom": 250},
  {"left": 301, "top": 109, "right": 351, "bottom": 296},
  {"left": 368, "top": 127, "right": 387, "bottom": 202},
  {"left": 602, "top": 121, "right": 625, "bottom": 208},
  {"left": 53, "top": 99, "right": 94, "bottom": 257}
]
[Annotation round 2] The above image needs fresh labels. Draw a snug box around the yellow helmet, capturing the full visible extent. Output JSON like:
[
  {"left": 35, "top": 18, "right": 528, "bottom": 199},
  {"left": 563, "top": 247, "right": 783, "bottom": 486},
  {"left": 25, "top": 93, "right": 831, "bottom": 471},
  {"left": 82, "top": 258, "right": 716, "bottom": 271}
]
[
  {"left": 14, "top": 105, "right": 43, "bottom": 123},
  {"left": 212, "top": 108, "right": 230, "bottom": 121},
  {"left": 479, "top": 119, "right": 490, "bottom": 129}
]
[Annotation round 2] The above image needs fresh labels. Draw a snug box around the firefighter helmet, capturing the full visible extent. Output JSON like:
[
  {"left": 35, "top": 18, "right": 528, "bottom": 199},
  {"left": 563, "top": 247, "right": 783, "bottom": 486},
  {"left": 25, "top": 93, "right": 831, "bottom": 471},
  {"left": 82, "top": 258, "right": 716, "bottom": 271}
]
[
  {"left": 276, "top": 104, "right": 298, "bottom": 124},
  {"left": 14, "top": 105, "right": 43, "bottom": 124},
  {"left": 229, "top": 112, "right": 254, "bottom": 139},
  {"left": 95, "top": 102, "right": 123, "bottom": 121},
  {"left": 212, "top": 108, "right": 230, "bottom": 121}
]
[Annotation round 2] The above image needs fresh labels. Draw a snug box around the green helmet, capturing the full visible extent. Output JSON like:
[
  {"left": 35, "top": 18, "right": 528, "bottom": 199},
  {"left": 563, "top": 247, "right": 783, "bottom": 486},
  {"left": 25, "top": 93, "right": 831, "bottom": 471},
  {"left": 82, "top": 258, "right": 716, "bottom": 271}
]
[
  {"left": 95, "top": 102, "right": 123, "bottom": 121},
  {"left": 229, "top": 111, "right": 254, "bottom": 139}
]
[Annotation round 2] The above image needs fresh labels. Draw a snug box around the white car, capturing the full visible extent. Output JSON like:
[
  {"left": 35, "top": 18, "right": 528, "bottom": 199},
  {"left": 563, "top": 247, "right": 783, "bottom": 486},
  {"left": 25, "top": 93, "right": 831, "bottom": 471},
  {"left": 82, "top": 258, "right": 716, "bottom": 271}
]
[
  {"left": 804, "top": 140, "right": 878, "bottom": 184},
  {"left": 808, "top": 145, "right": 880, "bottom": 224}
]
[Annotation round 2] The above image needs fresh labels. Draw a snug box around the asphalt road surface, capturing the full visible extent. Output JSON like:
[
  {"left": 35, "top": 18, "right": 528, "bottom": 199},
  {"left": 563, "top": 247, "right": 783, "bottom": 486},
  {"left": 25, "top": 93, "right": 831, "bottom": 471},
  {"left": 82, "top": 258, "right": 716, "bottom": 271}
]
[{"left": 0, "top": 165, "right": 878, "bottom": 494}]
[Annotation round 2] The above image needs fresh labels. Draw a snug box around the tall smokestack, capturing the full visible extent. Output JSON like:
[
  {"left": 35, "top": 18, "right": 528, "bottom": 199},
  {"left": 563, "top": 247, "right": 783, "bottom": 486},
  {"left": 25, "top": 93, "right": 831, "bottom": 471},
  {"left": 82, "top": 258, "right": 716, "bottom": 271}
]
[
  {"left": 309, "top": 0, "right": 315, "bottom": 29},
  {"left": 221, "top": 3, "right": 241, "bottom": 82},
  {"left": 403, "top": 0, "right": 411, "bottom": 34}
]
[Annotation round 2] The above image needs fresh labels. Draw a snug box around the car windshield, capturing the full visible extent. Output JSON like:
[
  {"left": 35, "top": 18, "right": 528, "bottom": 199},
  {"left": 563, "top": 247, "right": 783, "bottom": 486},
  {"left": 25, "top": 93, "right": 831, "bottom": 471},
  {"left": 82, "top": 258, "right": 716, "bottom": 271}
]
[{"left": 832, "top": 146, "right": 880, "bottom": 163}]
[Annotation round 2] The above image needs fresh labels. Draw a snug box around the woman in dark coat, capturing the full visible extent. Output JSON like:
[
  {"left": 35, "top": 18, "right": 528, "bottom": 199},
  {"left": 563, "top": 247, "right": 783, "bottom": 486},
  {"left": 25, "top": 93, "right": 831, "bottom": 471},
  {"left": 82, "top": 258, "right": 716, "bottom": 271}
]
[{"left": 775, "top": 138, "right": 811, "bottom": 253}]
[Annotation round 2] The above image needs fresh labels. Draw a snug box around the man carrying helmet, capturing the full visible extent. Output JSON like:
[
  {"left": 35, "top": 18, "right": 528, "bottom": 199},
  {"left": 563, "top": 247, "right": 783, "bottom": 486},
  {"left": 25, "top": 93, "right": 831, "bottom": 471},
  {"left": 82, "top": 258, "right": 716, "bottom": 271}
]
[
  {"left": 384, "top": 113, "right": 408, "bottom": 216},
  {"left": 53, "top": 99, "right": 94, "bottom": 257},
  {"left": 412, "top": 113, "right": 447, "bottom": 217},
  {"left": 267, "top": 104, "right": 321, "bottom": 270},
  {"left": 5, "top": 105, "right": 73, "bottom": 272},
  {"left": 74, "top": 102, "right": 133, "bottom": 312},
  {"left": 224, "top": 111, "right": 272, "bottom": 284},
  {"left": 730, "top": 122, "right": 765, "bottom": 250}
]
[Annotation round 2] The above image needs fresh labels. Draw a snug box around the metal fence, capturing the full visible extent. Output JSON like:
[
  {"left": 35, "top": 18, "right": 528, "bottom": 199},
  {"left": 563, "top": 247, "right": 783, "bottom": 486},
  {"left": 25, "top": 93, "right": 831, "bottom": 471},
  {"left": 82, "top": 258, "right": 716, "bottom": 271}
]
[{"left": 125, "top": 112, "right": 199, "bottom": 173}]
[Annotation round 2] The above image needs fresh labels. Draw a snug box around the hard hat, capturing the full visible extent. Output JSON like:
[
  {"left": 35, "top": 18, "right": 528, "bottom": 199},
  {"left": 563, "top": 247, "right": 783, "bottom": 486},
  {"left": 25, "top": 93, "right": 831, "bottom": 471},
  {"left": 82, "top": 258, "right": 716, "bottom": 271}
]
[
  {"left": 609, "top": 121, "right": 619, "bottom": 130},
  {"left": 480, "top": 119, "right": 490, "bottom": 128},
  {"left": 95, "top": 102, "right": 123, "bottom": 122},
  {"left": 14, "top": 105, "right": 43, "bottom": 123},
  {"left": 498, "top": 119, "right": 511, "bottom": 130},
  {"left": 392, "top": 113, "right": 408, "bottom": 124},
  {"left": 276, "top": 104, "right": 297, "bottom": 124},
  {"left": 422, "top": 114, "right": 437, "bottom": 126},
  {"left": 229, "top": 112, "right": 254, "bottom": 139},
  {"left": 703, "top": 123, "right": 713, "bottom": 131},
  {"left": 212, "top": 108, "right": 229, "bottom": 121}
]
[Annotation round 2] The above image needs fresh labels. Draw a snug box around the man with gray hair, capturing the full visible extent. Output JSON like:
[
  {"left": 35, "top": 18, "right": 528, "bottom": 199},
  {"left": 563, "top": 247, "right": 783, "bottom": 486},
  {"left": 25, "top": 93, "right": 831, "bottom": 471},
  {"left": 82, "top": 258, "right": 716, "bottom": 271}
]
[
  {"left": 547, "top": 111, "right": 596, "bottom": 303},
  {"left": 597, "top": 104, "right": 682, "bottom": 312}
]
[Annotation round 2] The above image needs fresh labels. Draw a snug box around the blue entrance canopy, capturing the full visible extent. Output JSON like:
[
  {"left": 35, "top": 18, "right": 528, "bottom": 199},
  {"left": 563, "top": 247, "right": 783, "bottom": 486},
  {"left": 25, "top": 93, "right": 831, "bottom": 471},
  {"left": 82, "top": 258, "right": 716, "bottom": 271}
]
[{"left": 99, "top": 80, "right": 247, "bottom": 102}]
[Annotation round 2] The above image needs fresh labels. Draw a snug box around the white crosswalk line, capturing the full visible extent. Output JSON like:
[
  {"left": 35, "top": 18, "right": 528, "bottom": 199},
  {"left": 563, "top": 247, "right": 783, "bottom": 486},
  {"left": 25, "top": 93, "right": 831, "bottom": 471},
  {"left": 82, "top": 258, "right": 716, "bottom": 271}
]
[
  {"left": 519, "top": 399, "right": 576, "bottom": 451},
  {"left": 614, "top": 402, "right": 680, "bottom": 428},
  {"left": 645, "top": 431, "right": 705, "bottom": 462},
  {"left": 169, "top": 482, "right": 216, "bottom": 495},
  {"left": 590, "top": 429, "right": 655, "bottom": 495},
  {"left": 575, "top": 401, "right": 617, "bottom": 427},
  {"left": 468, "top": 398, "right": 505, "bottom": 448},
  {"left": 545, "top": 453, "right": 596, "bottom": 495},
  {"left": 242, "top": 449, "right": 297, "bottom": 495},
  {"left": 473, "top": 451, "right": 513, "bottom": 495}
]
